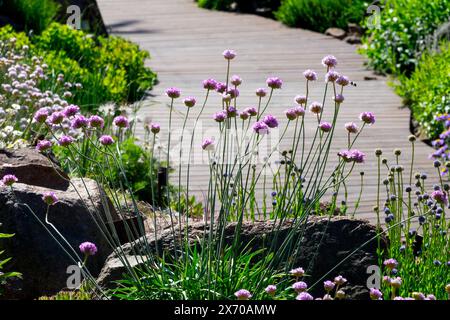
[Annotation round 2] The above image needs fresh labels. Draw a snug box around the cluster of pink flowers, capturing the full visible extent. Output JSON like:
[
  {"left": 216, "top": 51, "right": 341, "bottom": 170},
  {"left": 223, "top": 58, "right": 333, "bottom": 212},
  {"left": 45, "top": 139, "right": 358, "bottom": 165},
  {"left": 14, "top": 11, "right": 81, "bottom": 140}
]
[{"left": 338, "top": 149, "right": 366, "bottom": 163}]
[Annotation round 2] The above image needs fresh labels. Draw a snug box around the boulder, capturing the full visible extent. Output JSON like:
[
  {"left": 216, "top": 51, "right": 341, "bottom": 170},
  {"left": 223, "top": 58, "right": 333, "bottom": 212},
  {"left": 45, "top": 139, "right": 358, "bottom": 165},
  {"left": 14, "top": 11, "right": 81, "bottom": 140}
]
[
  {"left": 344, "top": 34, "right": 362, "bottom": 45},
  {"left": 347, "top": 23, "right": 364, "bottom": 36},
  {"left": 325, "top": 28, "right": 347, "bottom": 40},
  {"left": 97, "top": 217, "right": 386, "bottom": 299},
  {"left": 0, "top": 178, "right": 119, "bottom": 299},
  {"left": 0, "top": 148, "right": 70, "bottom": 190}
]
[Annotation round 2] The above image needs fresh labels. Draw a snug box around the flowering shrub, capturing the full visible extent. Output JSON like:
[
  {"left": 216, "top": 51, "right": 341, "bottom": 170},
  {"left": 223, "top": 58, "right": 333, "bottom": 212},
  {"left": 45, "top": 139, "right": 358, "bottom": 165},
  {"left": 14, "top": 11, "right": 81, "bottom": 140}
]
[
  {"left": 0, "top": 23, "right": 157, "bottom": 110},
  {"left": 360, "top": 0, "right": 450, "bottom": 76},
  {"left": 396, "top": 42, "right": 450, "bottom": 139}
]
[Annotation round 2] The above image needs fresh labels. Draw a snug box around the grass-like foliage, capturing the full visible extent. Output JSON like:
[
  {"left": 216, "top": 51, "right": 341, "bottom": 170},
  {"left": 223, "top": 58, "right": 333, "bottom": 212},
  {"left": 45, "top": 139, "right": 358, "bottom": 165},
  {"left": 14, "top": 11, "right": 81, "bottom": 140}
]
[
  {"left": 0, "top": 231, "right": 22, "bottom": 296},
  {"left": 0, "top": 0, "right": 60, "bottom": 34},
  {"left": 274, "top": 0, "right": 367, "bottom": 33}
]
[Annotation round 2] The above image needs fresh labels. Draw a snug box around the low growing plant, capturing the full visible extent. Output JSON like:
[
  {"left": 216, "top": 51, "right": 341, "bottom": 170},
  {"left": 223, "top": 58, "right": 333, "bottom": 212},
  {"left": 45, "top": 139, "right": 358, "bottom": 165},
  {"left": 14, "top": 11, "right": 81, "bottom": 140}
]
[{"left": 275, "top": 0, "right": 368, "bottom": 33}]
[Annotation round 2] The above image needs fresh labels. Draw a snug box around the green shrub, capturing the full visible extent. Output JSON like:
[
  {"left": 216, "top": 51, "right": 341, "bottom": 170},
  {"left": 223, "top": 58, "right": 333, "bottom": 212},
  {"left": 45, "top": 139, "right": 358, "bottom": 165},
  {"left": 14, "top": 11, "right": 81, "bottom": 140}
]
[
  {"left": 361, "top": 0, "right": 450, "bottom": 76},
  {"left": 395, "top": 43, "right": 450, "bottom": 139},
  {"left": 275, "top": 0, "right": 367, "bottom": 33},
  {"left": 0, "top": 0, "right": 60, "bottom": 34},
  {"left": 0, "top": 23, "right": 157, "bottom": 111},
  {"left": 197, "top": 0, "right": 233, "bottom": 10}
]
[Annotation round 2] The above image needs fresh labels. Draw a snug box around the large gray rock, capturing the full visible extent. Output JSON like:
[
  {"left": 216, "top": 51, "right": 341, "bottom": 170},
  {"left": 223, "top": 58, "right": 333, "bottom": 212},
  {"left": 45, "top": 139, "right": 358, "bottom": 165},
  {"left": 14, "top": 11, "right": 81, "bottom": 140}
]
[
  {"left": 98, "top": 217, "right": 386, "bottom": 300},
  {"left": 0, "top": 148, "right": 70, "bottom": 190},
  {"left": 0, "top": 178, "right": 119, "bottom": 299}
]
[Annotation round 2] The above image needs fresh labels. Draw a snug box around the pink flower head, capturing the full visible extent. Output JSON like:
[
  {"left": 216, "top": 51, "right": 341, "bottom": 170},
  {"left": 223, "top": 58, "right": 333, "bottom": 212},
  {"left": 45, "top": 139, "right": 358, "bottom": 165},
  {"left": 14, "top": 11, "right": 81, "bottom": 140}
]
[
  {"left": 309, "top": 101, "right": 322, "bottom": 114},
  {"left": 333, "top": 94, "right": 345, "bottom": 104},
  {"left": 295, "top": 95, "right": 307, "bottom": 105},
  {"left": 293, "top": 281, "right": 308, "bottom": 293},
  {"left": 183, "top": 96, "right": 197, "bottom": 108},
  {"left": 202, "top": 78, "right": 217, "bottom": 90},
  {"left": 344, "top": 122, "right": 358, "bottom": 134},
  {"left": 360, "top": 112, "right": 376, "bottom": 125},
  {"left": 303, "top": 69, "right": 318, "bottom": 81},
  {"left": 319, "top": 122, "right": 332, "bottom": 132},
  {"left": 285, "top": 108, "right": 298, "bottom": 121},
  {"left": 216, "top": 82, "right": 227, "bottom": 93},
  {"left": 383, "top": 258, "right": 398, "bottom": 270},
  {"left": 266, "top": 77, "right": 282, "bottom": 89},
  {"left": 289, "top": 267, "right": 305, "bottom": 277},
  {"left": 58, "top": 135, "right": 74, "bottom": 147},
  {"left": 34, "top": 108, "right": 49, "bottom": 123},
  {"left": 256, "top": 88, "right": 267, "bottom": 97},
  {"left": 165, "top": 87, "right": 181, "bottom": 99},
  {"left": 36, "top": 140, "right": 52, "bottom": 152},
  {"left": 42, "top": 191, "right": 58, "bottom": 205},
  {"left": 201, "top": 138, "right": 215, "bottom": 151},
  {"left": 230, "top": 75, "right": 242, "bottom": 86},
  {"left": 296, "top": 292, "right": 313, "bottom": 300},
  {"left": 322, "top": 55, "right": 338, "bottom": 68},
  {"left": 350, "top": 149, "right": 365, "bottom": 163},
  {"left": 223, "top": 49, "right": 236, "bottom": 60},
  {"left": 336, "top": 75, "right": 350, "bottom": 86},
  {"left": 325, "top": 70, "right": 340, "bottom": 83},
  {"left": 213, "top": 111, "right": 227, "bottom": 123},
  {"left": 226, "top": 106, "right": 237, "bottom": 117},
  {"left": 265, "top": 285, "right": 277, "bottom": 295},
  {"left": 114, "top": 115, "right": 129, "bottom": 128},
  {"left": 390, "top": 277, "right": 402, "bottom": 289},
  {"left": 263, "top": 114, "right": 279, "bottom": 128},
  {"left": 239, "top": 111, "right": 250, "bottom": 120},
  {"left": 71, "top": 115, "right": 88, "bottom": 129},
  {"left": 150, "top": 123, "right": 160, "bottom": 134},
  {"left": 1, "top": 174, "right": 18, "bottom": 187},
  {"left": 334, "top": 275, "right": 347, "bottom": 286},
  {"left": 79, "top": 242, "right": 97, "bottom": 256},
  {"left": 369, "top": 288, "right": 382, "bottom": 300},
  {"left": 244, "top": 106, "right": 257, "bottom": 117},
  {"left": 324, "top": 280, "right": 335, "bottom": 292},
  {"left": 431, "top": 190, "right": 448, "bottom": 205},
  {"left": 99, "top": 135, "right": 114, "bottom": 146},
  {"left": 253, "top": 121, "right": 269, "bottom": 135},
  {"left": 227, "top": 88, "right": 239, "bottom": 99},
  {"left": 234, "top": 289, "right": 251, "bottom": 300},
  {"left": 295, "top": 106, "right": 306, "bottom": 117},
  {"left": 338, "top": 149, "right": 366, "bottom": 163},
  {"left": 48, "top": 111, "right": 64, "bottom": 125},
  {"left": 89, "top": 115, "right": 104, "bottom": 128},
  {"left": 63, "top": 105, "right": 80, "bottom": 118}
]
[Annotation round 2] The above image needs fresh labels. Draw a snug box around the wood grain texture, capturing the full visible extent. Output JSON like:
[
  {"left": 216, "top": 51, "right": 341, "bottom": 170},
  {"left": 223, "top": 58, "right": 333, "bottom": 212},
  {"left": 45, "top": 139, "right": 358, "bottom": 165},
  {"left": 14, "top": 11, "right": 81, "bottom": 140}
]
[{"left": 97, "top": 0, "right": 437, "bottom": 223}]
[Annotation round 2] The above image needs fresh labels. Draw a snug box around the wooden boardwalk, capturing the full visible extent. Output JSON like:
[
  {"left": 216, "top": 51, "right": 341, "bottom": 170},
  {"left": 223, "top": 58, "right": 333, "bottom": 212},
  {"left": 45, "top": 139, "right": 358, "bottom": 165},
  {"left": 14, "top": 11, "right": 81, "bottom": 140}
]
[{"left": 97, "top": 0, "right": 436, "bottom": 222}]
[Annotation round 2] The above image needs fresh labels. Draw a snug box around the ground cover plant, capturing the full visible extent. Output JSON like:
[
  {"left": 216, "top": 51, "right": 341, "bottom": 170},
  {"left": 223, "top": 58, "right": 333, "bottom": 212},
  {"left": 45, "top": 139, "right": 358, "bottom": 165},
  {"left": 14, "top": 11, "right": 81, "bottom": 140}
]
[
  {"left": 0, "top": 23, "right": 157, "bottom": 111},
  {"left": 275, "top": 0, "right": 367, "bottom": 33}
]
